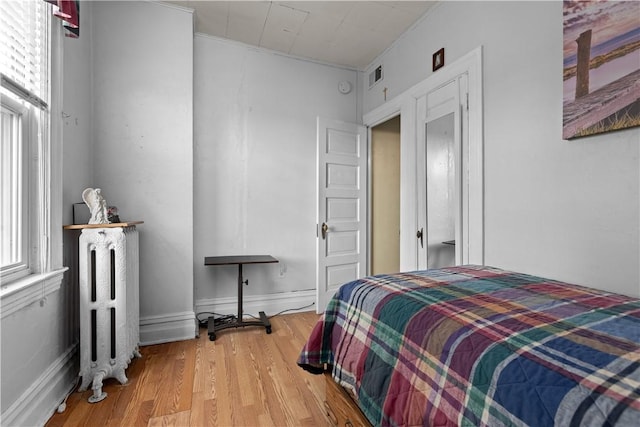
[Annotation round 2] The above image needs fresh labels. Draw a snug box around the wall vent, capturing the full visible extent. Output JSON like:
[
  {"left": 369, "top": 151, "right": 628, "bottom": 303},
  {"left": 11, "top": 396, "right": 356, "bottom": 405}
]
[{"left": 368, "top": 65, "right": 383, "bottom": 88}]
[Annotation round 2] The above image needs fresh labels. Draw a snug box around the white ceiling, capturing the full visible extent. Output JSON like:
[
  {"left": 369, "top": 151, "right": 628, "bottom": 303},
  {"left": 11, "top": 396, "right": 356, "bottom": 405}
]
[{"left": 163, "top": 1, "right": 437, "bottom": 69}]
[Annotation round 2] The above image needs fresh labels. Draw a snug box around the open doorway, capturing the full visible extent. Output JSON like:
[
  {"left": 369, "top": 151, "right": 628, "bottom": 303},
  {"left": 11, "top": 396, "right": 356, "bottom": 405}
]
[{"left": 370, "top": 116, "right": 401, "bottom": 275}]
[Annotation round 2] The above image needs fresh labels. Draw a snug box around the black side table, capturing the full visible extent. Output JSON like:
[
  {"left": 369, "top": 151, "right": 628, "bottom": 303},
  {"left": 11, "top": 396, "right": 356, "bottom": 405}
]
[{"left": 204, "top": 255, "right": 278, "bottom": 341}]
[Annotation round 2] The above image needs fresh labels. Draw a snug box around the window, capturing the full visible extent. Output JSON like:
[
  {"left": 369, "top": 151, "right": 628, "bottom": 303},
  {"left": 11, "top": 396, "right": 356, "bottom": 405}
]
[
  {"left": 1, "top": 0, "right": 50, "bottom": 283},
  {"left": 1, "top": 99, "right": 29, "bottom": 279}
]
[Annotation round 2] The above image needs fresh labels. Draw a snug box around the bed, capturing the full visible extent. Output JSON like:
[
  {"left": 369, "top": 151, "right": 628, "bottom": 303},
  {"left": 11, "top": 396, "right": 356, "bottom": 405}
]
[{"left": 297, "top": 265, "right": 640, "bottom": 426}]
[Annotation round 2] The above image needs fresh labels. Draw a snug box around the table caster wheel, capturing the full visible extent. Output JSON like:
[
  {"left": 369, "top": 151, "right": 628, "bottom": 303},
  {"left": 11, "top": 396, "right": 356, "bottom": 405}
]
[
  {"left": 266, "top": 326, "right": 272, "bottom": 334},
  {"left": 209, "top": 333, "right": 216, "bottom": 341}
]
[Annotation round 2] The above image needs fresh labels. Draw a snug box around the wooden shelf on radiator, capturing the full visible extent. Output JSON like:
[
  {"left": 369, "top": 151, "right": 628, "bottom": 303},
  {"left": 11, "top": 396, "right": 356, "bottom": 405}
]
[{"left": 63, "top": 221, "right": 144, "bottom": 230}]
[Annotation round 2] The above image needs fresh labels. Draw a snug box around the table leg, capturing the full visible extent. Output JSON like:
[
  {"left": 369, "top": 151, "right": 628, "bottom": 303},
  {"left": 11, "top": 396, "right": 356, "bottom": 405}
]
[
  {"left": 259, "top": 311, "right": 272, "bottom": 334},
  {"left": 207, "top": 262, "right": 273, "bottom": 341}
]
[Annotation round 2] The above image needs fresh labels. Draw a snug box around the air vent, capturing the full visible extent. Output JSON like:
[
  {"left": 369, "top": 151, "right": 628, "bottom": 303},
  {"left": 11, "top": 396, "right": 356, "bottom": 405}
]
[{"left": 368, "top": 65, "right": 383, "bottom": 88}]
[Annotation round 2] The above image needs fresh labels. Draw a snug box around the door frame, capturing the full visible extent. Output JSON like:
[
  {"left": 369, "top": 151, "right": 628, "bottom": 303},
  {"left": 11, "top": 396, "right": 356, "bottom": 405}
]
[{"left": 364, "top": 46, "right": 484, "bottom": 270}]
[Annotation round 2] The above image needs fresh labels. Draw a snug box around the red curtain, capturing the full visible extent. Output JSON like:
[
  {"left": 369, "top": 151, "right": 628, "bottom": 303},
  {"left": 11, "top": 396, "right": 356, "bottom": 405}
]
[{"left": 45, "top": 0, "right": 79, "bottom": 38}]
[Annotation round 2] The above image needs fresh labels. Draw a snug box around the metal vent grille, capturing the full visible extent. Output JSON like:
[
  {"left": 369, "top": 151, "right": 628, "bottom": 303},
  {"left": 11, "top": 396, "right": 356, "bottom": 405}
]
[{"left": 368, "top": 65, "right": 383, "bottom": 88}]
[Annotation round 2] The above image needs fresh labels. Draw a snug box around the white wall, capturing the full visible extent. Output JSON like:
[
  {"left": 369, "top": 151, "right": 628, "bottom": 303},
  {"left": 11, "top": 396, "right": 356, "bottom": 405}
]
[
  {"left": 90, "top": 1, "right": 195, "bottom": 342},
  {"left": 193, "top": 35, "right": 359, "bottom": 313},
  {"left": 364, "top": 1, "right": 639, "bottom": 297},
  {"left": 61, "top": 0, "right": 94, "bottom": 347}
]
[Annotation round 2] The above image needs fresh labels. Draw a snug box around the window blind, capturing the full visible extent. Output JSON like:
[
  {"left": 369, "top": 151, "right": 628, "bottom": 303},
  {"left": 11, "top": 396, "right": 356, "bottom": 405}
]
[{"left": 0, "top": 0, "right": 49, "bottom": 109}]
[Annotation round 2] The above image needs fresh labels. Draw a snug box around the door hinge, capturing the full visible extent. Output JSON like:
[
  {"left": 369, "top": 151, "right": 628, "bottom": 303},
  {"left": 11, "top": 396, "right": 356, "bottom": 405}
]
[{"left": 466, "top": 92, "right": 469, "bottom": 111}]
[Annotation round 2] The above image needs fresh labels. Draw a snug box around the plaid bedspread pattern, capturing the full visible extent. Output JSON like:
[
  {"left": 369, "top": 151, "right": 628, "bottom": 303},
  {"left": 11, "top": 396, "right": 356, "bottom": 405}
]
[{"left": 297, "top": 265, "right": 640, "bottom": 426}]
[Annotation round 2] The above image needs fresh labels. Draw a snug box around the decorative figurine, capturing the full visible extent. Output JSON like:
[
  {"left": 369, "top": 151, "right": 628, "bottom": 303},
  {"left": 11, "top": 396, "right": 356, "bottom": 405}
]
[{"left": 82, "top": 188, "right": 109, "bottom": 224}]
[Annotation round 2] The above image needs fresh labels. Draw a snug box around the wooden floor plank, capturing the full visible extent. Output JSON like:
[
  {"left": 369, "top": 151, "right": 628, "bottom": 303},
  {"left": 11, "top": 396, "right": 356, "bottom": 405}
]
[{"left": 147, "top": 409, "right": 191, "bottom": 427}]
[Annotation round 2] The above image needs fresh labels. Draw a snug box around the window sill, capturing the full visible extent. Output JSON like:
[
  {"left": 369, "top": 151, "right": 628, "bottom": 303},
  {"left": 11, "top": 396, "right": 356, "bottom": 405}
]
[{"left": 1, "top": 268, "right": 68, "bottom": 318}]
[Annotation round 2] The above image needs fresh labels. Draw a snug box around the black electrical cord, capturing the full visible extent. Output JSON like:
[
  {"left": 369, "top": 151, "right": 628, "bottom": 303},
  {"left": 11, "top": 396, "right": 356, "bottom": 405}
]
[
  {"left": 198, "top": 301, "right": 315, "bottom": 327},
  {"left": 245, "top": 301, "right": 315, "bottom": 320},
  {"left": 196, "top": 311, "right": 236, "bottom": 327}
]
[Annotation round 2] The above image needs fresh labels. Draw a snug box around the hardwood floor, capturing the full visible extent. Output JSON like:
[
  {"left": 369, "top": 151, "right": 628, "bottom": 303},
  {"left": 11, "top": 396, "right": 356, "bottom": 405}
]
[{"left": 46, "top": 311, "right": 328, "bottom": 427}]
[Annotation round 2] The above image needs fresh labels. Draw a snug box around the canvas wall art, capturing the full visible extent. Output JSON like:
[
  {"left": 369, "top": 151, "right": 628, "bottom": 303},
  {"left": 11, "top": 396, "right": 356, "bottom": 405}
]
[{"left": 562, "top": 0, "right": 640, "bottom": 139}]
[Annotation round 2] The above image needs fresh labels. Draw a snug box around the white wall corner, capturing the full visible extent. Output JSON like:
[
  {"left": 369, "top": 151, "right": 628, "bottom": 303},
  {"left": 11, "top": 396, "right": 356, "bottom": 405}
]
[
  {"left": 1, "top": 343, "right": 78, "bottom": 427},
  {"left": 139, "top": 311, "right": 197, "bottom": 346},
  {"left": 195, "top": 289, "right": 316, "bottom": 324}
]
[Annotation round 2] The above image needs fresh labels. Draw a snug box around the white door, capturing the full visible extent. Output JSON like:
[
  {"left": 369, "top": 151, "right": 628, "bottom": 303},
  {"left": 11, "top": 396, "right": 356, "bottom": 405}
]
[
  {"left": 416, "top": 76, "right": 468, "bottom": 270},
  {"left": 316, "top": 117, "right": 367, "bottom": 312}
]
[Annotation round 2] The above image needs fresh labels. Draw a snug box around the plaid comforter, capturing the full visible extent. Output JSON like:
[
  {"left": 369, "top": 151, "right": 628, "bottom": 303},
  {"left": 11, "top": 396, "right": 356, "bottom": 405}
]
[{"left": 297, "top": 265, "right": 640, "bottom": 426}]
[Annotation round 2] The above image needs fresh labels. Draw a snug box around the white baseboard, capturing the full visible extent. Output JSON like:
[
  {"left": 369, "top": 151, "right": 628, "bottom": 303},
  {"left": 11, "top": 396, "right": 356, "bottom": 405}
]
[
  {"left": 195, "top": 289, "right": 316, "bottom": 322},
  {"left": 1, "top": 343, "right": 78, "bottom": 427},
  {"left": 139, "top": 290, "right": 316, "bottom": 345},
  {"left": 139, "top": 311, "right": 197, "bottom": 345}
]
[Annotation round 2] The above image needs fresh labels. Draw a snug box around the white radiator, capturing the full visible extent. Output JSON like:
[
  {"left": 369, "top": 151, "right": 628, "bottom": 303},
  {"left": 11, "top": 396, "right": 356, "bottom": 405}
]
[{"left": 78, "top": 226, "right": 140, "bottom": 403}]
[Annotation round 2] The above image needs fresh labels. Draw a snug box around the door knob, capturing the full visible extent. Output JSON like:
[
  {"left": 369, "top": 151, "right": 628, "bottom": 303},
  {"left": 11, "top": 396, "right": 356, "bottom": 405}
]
[
  {"left": 416, "top": 228, "right": 424, "bottom": 248},
  {"left": 321, "top": 222, "right": 329, "bottom": 240}
]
